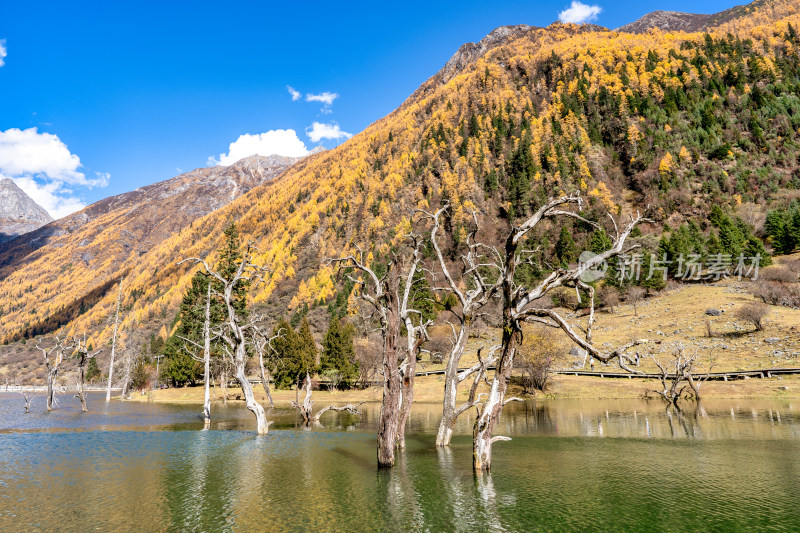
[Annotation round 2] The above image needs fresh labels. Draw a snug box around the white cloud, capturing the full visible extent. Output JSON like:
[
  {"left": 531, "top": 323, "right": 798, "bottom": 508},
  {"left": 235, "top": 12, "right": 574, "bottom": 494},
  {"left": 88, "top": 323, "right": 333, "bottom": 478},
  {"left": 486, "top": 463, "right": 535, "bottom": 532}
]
[
  {"left": 286, "top": 85, "right": 301, "bottom": 101},
  {"left": 306, "top": 122, "right": 352, "bottom": 143},
  {"left": 0, "top": 127, "right": 108, "bottom": 218},
  {"left": 306, "top": 92, "right": 338, "bottom": 106},
  {"left": 0, "top": 39, "right": 6, "bottom": 67},
  {"left": 210, "top": 129, "right": 309, "bottom": 166},
  {"left": 558, "top": 1, "right": 602, "bottom": 24}
]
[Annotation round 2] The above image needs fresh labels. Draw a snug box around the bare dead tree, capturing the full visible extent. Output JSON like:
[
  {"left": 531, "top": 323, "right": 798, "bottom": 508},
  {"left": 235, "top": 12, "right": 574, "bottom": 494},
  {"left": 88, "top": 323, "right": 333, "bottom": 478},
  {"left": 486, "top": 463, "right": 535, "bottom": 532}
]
[
  {"left": 17, "top": 384, "right": 39, "bottom": 413},
  {"left": 178, "top": 283, "right": 214, "bottom": 427},
  {"left": 73, "top": 333, "right": 101, "bottom": 412},
  {"left": 180, "top": 244, "right": 271, "bottom": 435},
  {"left": 292, "top": 372, "right": 364, "bottom": 424},
  {"left": 37, "top": 336, "right": 76, "bottom": 411},
  {"left": 471, "top": 194, "right": 645, "bottom": 471},
  {"left": 624, "top": 286, "right": 646, "bottom": 316},
  {"left": 396, "top": 234, "right": 433, "bottom": 449},
  {"left": 423, "top": 205, "right": 501, "bottom": 447},
  {"left": 106, "top": 276, "right": 125, "bottom": 402},
  {"left": 292, "top": 373, "right": 314, "bottom": 423},
  {"left": 250, "top": 317, "right": 283, "bottom": 409},
  {"left": 651, "top": 344, "right": 714, "bottom": 407},
  {"left": 119, "top": 352, "right": 135, "bottom": 400},
  {"left": 313, "top": 402, "right": 364, "bottom": 421},
  {"left": 327, "top": 235, "right": 427, "bottom": 468}
]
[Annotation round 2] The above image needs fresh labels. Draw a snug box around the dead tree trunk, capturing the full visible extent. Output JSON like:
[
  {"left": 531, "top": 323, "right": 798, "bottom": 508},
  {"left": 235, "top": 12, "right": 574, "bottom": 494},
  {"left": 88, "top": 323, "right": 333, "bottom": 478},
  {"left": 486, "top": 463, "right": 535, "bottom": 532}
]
[
  {"left": 38, "top": 337, "right": 74, "bottom": 412},
  {"left": 396, "top": 240, "right": 430, "bottom": 450},
  {"left": 473, "top": 325, "right": 518, "bottom": 471},
  {"left": 19, "top": 390, "right": 37, "bottom": 413},
  {"left": 220, "top": 367, "right": 229, "bottom": 405},
  {"left": 251, "top": 323, "right": 282, "bottom": 409},
  {"left": 203, "top": 284, "right": 212, "bottom": 426},
  {"left": 379, "top": 265, "right": 403, "bottom": 466},
  {"left": 181, "top": 244, "right": 271, "bottom": 435},
  {"left": 651, "top": 345, "right": 713, "bottom": 406},
  {"left": 313, "top": 402, "right": 364, "bottom": 421},
  {"left": 292, "top": 374, "right": 314, "bottom": 423},
  {"left": 423, "top": 205, "right": 499, "bottom": 447},
  {"left": 106, "top": 277, "right": 124, "bottom": 402},
  {"left": 120, "top": 353, "right": 134, "bottom": 400},
  {"left": 328, "top": 234, "right": 426, "bottom": 468},
  {"left": 73, "top": 334, "right": 100, "bottom": 413},
  {"left": 471, "top": 195, "right": 644, "bottom": 471}
]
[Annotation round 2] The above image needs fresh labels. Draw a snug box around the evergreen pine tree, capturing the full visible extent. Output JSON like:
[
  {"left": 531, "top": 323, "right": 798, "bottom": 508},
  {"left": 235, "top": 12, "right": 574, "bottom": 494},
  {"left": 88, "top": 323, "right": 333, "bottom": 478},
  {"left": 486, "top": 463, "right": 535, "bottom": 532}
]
[
  {"left": 555, "top": 226, "right": 578, "bottom": 265},
  {"left": 320, "top": 315, "right": 359, "bottom": 388}
]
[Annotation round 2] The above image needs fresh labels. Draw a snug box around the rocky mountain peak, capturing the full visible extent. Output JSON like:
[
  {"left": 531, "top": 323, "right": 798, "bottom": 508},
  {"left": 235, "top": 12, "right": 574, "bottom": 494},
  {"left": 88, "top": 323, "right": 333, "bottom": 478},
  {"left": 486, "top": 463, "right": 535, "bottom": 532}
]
[
  {"left": 435, "top": 25, "right": 536, "bottom": 86},
  {"left": 0, "top": 178, "right": 53, "bottom": 243}
]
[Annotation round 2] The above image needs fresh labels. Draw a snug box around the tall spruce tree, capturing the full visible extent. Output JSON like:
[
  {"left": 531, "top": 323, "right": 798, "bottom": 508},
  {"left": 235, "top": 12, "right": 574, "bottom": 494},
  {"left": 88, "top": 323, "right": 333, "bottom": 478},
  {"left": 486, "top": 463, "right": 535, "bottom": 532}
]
[
  {"left": 271, "top": 317, "right": 316, "bottom": 389},
  {"left": 320, "top": 315, "right": 358, "bottom": 388},
  {"left": 162, "top": 223, "right": 248, "bottom": 386}
]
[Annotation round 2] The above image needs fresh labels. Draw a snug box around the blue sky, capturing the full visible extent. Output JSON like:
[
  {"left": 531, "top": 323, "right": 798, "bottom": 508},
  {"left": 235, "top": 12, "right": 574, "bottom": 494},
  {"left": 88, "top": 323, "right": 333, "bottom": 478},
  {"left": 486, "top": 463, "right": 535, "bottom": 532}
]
[{"left": 0, "top": 0, "right": 742, "bottom": 217}]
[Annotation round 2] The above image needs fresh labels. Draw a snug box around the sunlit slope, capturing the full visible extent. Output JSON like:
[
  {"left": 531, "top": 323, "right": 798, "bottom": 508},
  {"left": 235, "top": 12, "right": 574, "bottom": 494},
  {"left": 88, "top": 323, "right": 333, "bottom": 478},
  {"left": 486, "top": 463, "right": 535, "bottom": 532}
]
[{"left": 1, "top": 0, "right": 798, "bottom": 354}]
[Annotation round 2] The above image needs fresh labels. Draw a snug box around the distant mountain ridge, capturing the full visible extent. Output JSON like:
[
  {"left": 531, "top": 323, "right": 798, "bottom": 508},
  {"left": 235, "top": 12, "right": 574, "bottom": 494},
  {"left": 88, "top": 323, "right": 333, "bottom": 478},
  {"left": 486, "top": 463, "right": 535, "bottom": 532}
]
[
  {"left": 0, "top": 153, "right": 309, "bottom": 290},
  {"left": 0, "top": 178, "right": 53, "bottom": 244},
  {"left": 617, "top": 0, "right": 770, "bottom": 33}
]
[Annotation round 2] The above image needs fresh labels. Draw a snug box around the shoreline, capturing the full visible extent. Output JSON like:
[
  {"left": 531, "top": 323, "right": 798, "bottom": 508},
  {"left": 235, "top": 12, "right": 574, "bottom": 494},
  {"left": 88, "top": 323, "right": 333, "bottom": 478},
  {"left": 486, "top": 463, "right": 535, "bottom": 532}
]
[{"left": 126, "top": 373, "right": 800, "bottom": 406}]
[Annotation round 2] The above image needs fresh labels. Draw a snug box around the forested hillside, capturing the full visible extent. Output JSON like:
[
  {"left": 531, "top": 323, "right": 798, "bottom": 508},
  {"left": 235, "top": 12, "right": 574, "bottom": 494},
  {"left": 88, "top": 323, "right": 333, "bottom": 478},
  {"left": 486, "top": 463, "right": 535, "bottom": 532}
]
[{"left": 1, "top": 0, "right": 799, "bottom": 368}]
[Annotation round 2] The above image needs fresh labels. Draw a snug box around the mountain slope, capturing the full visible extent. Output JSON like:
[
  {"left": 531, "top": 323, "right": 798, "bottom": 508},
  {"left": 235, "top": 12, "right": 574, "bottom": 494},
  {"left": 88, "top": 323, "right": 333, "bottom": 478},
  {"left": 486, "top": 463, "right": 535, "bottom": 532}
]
[
  {"left": 1, "top": 0, "right": 799, "bottom": 369},
  {"left": 0, "top": 178, "right": 53, "bottom": 243}
]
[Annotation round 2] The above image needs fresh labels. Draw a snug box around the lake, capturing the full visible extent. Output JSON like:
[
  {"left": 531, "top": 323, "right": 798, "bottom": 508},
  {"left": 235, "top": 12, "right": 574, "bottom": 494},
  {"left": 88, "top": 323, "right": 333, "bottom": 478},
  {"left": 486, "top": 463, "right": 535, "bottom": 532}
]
[{"left": 1, "top": 392, "right": 799, "bottom": 532}]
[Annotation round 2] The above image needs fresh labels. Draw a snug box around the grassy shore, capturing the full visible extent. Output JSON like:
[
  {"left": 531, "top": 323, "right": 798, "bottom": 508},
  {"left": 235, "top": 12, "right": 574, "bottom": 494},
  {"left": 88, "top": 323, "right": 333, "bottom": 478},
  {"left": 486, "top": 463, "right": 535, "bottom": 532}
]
[
  {"left": 130, "top": 259, "right": 800, "bottom": 406},
  {"left": 130, "top": 371, "right": 800, "bottom": 408}
]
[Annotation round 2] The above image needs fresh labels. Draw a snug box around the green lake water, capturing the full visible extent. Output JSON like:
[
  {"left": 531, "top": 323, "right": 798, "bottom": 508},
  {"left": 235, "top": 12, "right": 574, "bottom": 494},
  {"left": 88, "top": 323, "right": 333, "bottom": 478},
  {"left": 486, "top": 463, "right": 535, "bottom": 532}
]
[{"left": 1, "top": 393, "right": 799, "bottom": 532}]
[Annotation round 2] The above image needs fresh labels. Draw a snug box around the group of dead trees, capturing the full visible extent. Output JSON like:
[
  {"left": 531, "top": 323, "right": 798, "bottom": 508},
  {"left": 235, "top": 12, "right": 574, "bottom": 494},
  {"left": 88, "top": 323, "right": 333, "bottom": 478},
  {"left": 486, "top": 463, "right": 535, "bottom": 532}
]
[
  {"left": 177, "top": 240, "right": 359, "bottom": 434},
  {"left": 170, "top": 191, "right": 673, "bottom": 472},
  {"left": 19, "top": 333, "right": 102, "bottom": 413},
  {"left": 327, "top": 193, "right": 648, "bottom": 471},
  {"left": 649, "top": 344, "right": 714, "bottom": 409}
]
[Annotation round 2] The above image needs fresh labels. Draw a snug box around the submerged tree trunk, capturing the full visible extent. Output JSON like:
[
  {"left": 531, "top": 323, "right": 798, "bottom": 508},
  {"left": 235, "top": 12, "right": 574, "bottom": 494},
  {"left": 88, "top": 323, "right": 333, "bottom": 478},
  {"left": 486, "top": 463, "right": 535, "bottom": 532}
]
[
  {"left": 203, "top": 284, "right": 212, "bottom": 428},
  {"left": 24, "top": 393, "right": 33, "bottom": 413},
  {"left": 75, "top": 349, "right": 89, "bottom": 413},
  {"left": 473, "top": 326, "right": 517, "bottom": 472},
  {"left": 45, "top": 372, "right": 56, "bottom": 412},
  {"left": 106, "top": 277, "right": 124, "bottom": 402},
  {"left": 292, "top": 374, "right": 314, "bottom": 423},
  {"left": 234, "top": 352, "right": 269, "bottom": 435},
  {"left": 397, "top": 314, "right": 423, "bottom": 449},
  {"left": 396, "top": 355, "right": 416, "bottom": 449},
  {"left": 436, "top": 326, "right": 468, "bottom": 446},
  {"left": 378, "top": 267, "right": 402, "bottom": 468}
]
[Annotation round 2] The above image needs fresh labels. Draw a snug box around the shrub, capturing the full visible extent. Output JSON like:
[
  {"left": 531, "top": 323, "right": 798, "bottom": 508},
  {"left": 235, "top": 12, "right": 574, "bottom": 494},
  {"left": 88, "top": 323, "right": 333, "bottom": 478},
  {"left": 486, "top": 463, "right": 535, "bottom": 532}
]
[
  {"left": 760, "top": 267, "right": 798, "bottom": 283},
  {"left": 599, "top": 285, "right": 620, "bottom": 313},
  {"left": 550, "top": 287, "right": 579, "bottom": 309},
  {"left": 624, "top": 286, "right": 646, "bottom": 316},
  {"left": 516, "top": 326, "right": 565, "bottom": 393},
  {"left": 751, "top": 280, "right": 800, "bottom": 307},
  {"left": 736, "top": 302, "right": 770, "bottom": 331}
]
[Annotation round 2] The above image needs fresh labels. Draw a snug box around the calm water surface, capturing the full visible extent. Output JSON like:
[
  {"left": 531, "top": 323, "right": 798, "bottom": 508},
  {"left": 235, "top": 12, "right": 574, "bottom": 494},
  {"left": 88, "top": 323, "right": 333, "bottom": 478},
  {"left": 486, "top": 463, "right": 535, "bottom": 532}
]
[{"left": 1, "top": 392, "right": 799, "bottom": 532}]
